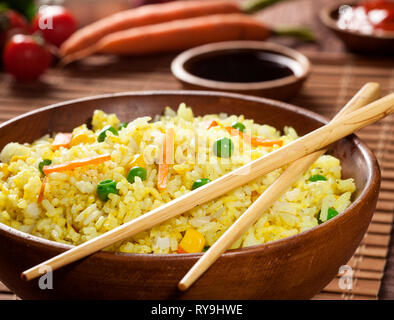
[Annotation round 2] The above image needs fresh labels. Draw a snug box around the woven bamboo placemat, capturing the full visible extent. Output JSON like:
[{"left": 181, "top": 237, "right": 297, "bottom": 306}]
[
  {"left": 0, "top": 51, "right": 393, "bottom": 300},
  {"left": 298, "top": 53, "right": 394, "bottom": 300}
]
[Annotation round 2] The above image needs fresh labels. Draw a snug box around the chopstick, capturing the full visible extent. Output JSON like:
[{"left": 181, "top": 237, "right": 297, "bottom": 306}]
[
  {"left": 178, "top": 82, "right": 381, "bottom": 291},
  {"left": 21, "top": 89, "right": 394, "bottom": 281}
]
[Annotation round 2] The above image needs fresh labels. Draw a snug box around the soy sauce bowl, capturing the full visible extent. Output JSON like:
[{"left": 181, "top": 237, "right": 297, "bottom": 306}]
[
  {"left": 319, "top": 0, "right": 394, "bottom": 54},
  {"left": 171, "top": 41, "right": 310, "bottom": 100}
]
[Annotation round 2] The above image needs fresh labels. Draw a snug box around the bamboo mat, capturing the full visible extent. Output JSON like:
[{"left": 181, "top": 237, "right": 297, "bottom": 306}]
[
  {"left": 299, "top": 53, "right": 394, "bottom": 300},
  {"left": 0, "top": 51, "right": 393, "bottom": 300}
]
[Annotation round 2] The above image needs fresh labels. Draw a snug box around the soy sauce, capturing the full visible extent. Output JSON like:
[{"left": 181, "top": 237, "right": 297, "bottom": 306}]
[{"left": 185, "top": 50, "right": 300, "bottom": 83}]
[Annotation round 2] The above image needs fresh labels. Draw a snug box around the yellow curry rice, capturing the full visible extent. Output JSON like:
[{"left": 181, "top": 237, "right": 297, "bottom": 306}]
[{"left": 0, "top": 104, "right": 356, "bottom": 253}]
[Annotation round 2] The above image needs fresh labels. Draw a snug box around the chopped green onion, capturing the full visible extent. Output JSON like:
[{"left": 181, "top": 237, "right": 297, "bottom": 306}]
[
  {"left": 98, "top": 125, "right": 118, "bottom": 142},
  {"left": 192, "top": 178, "right": 211, "bottom": 190},
  {"left": 39, "top": 159, "right": 52, "bottom": 175},
  {"left": 317, "top": 207, "right": 339, "bottom": 224},
  {"left": 231, "top": 121, "right": 246, "bottom": 132},
  {"left": 309, "top": 174, "right": 327, "bottom": 182},
  {"left": 118, "top": 122, "right": 128, "bottom": 130},
  {"left": 327, "top": 207, "right": 339, "bottom": 220}
]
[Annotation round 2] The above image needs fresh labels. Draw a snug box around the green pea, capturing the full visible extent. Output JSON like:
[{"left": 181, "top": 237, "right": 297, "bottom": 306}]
[
  {"left": 231, "top": 121, "right": 246, "bottom": 132},
  {"left": 39, "top": 159, "right": 52, "bottom": 175},
  {"left": 317, "top": 207, "right": 339, "bottom": 224},
  {"left": 192, "top": 178, "right": 211, "bottom": 190},
  {"left": 309, "top": 174, "right": 327, "bottom": 182},
  {"left": 127, "top": 166, "right": 147, "bottom": 184},
  {"left": 118, "top": 122, "right": 128, "bottom": 130},
  {"left": 98, "top": 125, "right": 118, "bottom": 142},
  {"left": 202, "top": 246, "right": 210, "bottom": 252},
  {"left": 97, "top": 179, "right": 118, "bottom": 201},
  {"left": 213, "top": 137, "right": 234, "bottom": 158}
]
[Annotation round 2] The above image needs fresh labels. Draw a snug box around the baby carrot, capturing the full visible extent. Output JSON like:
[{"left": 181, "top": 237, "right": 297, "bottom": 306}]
[
  {"left": 43, "top": 153, "right": 111, "bottom": 175},
  {"left": 60, "top": 0, "right": 282, "bottom": 57},
  {"left": 158, "top": 128, "right": 174, "bottom": 191},
  {"left": 51, "top": 133, "right": 73, "bottom": 150}
]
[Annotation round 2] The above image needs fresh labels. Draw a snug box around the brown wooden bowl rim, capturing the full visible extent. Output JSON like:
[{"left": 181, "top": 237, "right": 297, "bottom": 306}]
[
  {"left": 319, "top": 0, "right": 394, "bottom": 40},
  {"left": 170, "top": 41, "right": 311, "bottom": 91},
  {"left": 0, "top": 90, "right": 380, "bottom": 263}
]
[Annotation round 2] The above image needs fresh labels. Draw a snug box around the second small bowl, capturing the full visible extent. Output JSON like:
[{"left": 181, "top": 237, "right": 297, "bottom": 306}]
[
  {"left": 171, "top": 41, "right": 310, "bottom": 100},
  {"left": 319, "top": 0, "right": 394, "bottom": 54}
]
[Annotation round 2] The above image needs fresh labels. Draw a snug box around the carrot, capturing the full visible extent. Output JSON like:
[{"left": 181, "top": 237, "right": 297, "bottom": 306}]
[
  {"left": 37, "top": 177, "right": 47, "bottom": 204},
  {"left": 158, "top": 128, "right": 174, "bottom": 191},
  {"left": 43, "top": 153, "right": 111, "bottom": 175},
  {"left": 60, "top": 0, "right": 283, "bottom": 57},
  {"left": 60, "top": 1, "right": 240, "bottom": 57},
  {"left": 224, "top": 126, "right": 283, "bottom": 147},
  {"left": 247, "top": 136, "right": 284, "bottom": 147},
  {"left": 61, "top": 14, "right": 272, "bottom": 64},
  {"left": 207, "top": 120, "right": 220, "bottom": 129},
  {"left": 158, "top": 164, "right": 170, "bottom": 191},
  {"left": 51, "top": 133, "right": 73, "bottom": 150},
  {"left": 177, "top": 245, "right": 188, "bottom": 254}
]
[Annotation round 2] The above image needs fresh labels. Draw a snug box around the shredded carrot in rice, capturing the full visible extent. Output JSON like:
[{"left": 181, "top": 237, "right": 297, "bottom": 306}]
[
  {"left": 43, "top": 153, "right": 111, "bottom": 175},
  {"left": 158, "top": 128, "right": 174, "bottom": 190},
  {"left": 224, "top": 126, "right": 283, "bottom": 147},
  {"left": 37, "top": 177, "right": 47, "bottom": 204},
  {"left": 207, "top": 120, "right": 220, "bottom": 129}
]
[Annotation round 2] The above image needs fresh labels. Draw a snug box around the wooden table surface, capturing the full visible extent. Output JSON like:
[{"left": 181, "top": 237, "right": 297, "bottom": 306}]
[{"left": 0, "top": 0, "right": 393, "bottom": 299}]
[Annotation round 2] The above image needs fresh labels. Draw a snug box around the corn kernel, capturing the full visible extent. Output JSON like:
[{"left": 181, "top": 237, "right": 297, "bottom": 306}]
[
  {"left": 129, "top": 154, "right": 145, "bottom": 168},
  {"left": 173, "top": 164, "right": 190, "bottom": 174},
  {"left": 10, "top": 156, "right": 27, "bottom": 162},
  {"left": 0, "top": 163, "right": 9, "bottom": 179},
  {"left": 70, "top": 133, "right": 95, "bottom": 146},
  {"left": 178, "top": 229, "right": 205, "bottom": 253}
]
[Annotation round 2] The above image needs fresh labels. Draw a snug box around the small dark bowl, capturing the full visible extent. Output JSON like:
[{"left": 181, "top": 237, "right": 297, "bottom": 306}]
[
  {"left": 319, "top": 0, "right": 394, "bottom": 54},
  {"left": 171, "top": 41, "right": 310, "bottom": 100},
  {"left": 0, "top": 91, "right": 380, "bottom": 299}
]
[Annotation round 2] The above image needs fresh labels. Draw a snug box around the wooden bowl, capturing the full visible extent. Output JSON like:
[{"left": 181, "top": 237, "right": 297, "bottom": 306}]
[
  {"left": 0, "top": 91, "right": 380, "bottom": 299},
  {"left": 171, "top": 41, "right": 310, "bottom": 100},
  {"left": 319, "top": 0, "right": 394, "bottom": 54}
]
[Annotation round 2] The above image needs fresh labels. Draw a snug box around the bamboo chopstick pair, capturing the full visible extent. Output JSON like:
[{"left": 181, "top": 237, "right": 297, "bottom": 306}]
[
  {"left": 22, "top": 83, "right": 394, "bottom": 291},
  {"left": 178, "top": 82, "right": 381, "bottom": 290}
]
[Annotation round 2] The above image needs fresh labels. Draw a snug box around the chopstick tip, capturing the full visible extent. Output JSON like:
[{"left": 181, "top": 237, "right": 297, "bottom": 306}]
[
  {"left": 20, "top": 271, "right": 29, "bottom": 281},
  {"left": 177, "top": 281, "right": 188, "bottom": 292}
]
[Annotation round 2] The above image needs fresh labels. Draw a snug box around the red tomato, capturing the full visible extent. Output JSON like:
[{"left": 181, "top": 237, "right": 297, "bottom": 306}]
[
  {"left": 360, "top": 0, "right": 394, "bottom": 30},
  {"left": 3, "top": 34, "right": 52, "bottom": 82},
  {"left": 31, "top": 6, "right": 77, "bottom": 47},
  {"left": 0, "top": 10, "right": 29, "bottom": 48}
]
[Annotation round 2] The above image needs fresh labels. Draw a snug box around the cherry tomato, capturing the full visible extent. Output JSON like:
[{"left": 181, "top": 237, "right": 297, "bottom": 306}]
[
  {"left": 31, "top": 6, "right": 77, "bottom": 47},
  {"left": 0, "top": 9, "right": 28, "bottom": 49},
  {"left": 3, "top": 34, "right": 52, "bottom": 82},
  {"left": 361, "top": 0, "right": 394, "bottom": 31}
]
